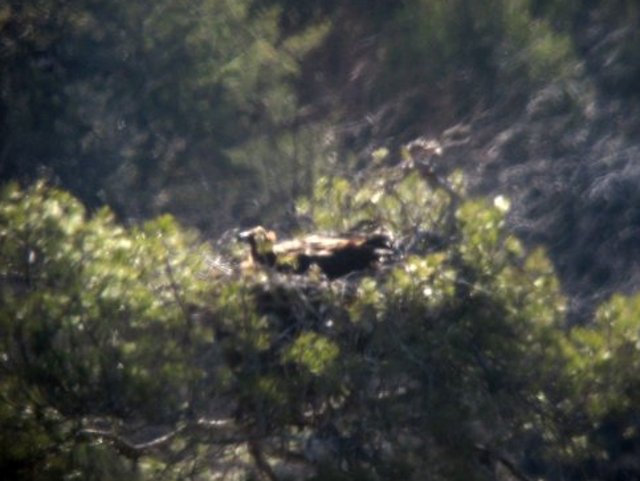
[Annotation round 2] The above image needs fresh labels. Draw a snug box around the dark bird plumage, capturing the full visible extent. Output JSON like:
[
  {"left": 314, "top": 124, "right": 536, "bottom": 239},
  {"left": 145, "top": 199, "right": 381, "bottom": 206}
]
[{"left": 237, "top": 226, "right": 394, "bottom": 279}]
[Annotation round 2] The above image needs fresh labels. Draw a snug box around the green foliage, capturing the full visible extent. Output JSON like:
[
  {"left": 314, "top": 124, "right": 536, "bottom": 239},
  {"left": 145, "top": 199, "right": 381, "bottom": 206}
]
[
  {"left": 298, "top": 171, "right": 454, "bottom": 236},
  {"left": 0, "top": 0, "right": 628, "bottom": 238},
  {"left": 0, "top": 0, "right": 330, "bottom": 233},
  {"left": 390, "top": 0, "right": 581, "bottom": 88},
  {"left": 501, "top": 0, "right": 579, "bottom": 83},
  {"left": 3, "top": 0, "right": 640, "bottom": 477},
  {"left": 293, "top": 169, "right": 576, "bottom": 478},
  {"left": 283, "top": 331, "right": 339, "bottom": 376},
  {"left": 549, "top": 293, "right": 640, "bottom": 466},
  {"left": 0, "top": 182, "right": 213, "bottom": 479},
  {"left": 4, "top": 166, "right": 640, "bottom": 479}
]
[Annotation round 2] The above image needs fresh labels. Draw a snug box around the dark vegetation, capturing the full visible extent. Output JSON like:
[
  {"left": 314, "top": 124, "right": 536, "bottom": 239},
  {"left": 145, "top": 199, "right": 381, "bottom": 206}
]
[{"left": 2, "top": 0, "right": 640, "bottom": 480}]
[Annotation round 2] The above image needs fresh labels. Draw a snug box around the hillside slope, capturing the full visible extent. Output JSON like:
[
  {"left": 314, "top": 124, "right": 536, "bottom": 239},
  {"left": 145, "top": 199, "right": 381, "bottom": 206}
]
[{"left": 282, "top": 0, "right": 640, "bottom": 322}]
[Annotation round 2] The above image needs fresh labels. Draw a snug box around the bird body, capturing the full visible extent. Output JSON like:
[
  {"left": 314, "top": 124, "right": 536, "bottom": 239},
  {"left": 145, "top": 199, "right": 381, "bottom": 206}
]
[{"left": 238, "top": 226, "right": 393, "bottom": 279}]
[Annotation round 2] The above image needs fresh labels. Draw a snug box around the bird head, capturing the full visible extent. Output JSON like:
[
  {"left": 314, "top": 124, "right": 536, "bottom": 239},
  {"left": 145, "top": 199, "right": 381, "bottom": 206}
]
[{"left": 237, "top": 226, "right": 277, "bottom": 257}]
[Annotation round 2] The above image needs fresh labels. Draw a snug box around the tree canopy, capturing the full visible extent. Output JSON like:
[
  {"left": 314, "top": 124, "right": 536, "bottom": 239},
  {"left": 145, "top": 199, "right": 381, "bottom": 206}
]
[
  {"left": 2, "top": 0, "right": 640, "bottom": 480},
  {"left": 2, "top": 168, "right": 640, "bottom": 480}
]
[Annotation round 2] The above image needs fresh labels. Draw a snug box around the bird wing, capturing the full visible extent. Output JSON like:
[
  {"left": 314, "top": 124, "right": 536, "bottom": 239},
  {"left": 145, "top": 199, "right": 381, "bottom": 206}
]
[
  {"left": 302, "top": 235, "right": 363, "bottom": 252},
  {"left": 274, "top": 236, "right": 359, "bottom": 255},
  {"left": 272, "top": 238, "right": 306, "bottom": 254}
]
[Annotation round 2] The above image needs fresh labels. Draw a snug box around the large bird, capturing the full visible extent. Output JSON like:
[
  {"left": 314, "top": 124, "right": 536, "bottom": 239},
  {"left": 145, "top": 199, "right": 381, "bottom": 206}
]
[{"left": 238, "top": 226, "right": 394, "bottom": 279}]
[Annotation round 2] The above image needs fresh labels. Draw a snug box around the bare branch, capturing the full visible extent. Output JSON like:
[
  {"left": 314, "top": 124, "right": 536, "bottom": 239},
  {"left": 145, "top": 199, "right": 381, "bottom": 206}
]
[
  {"left": 474, "top": 444, "right": 534, "bottom": 481},
  {"left": 77, "top": 426, "right": 186, "bottom": 459}
]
